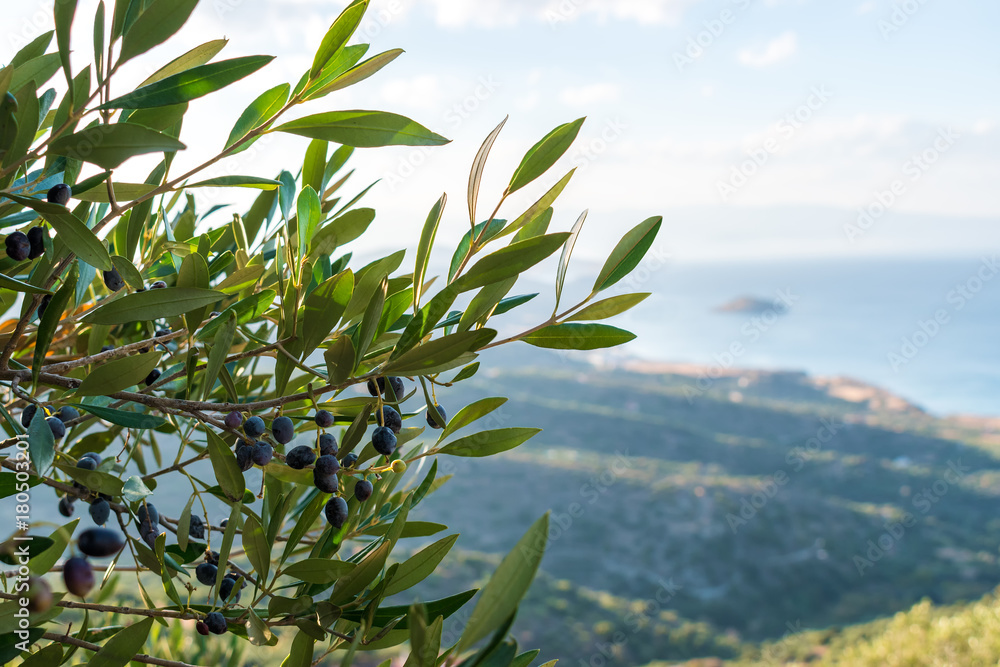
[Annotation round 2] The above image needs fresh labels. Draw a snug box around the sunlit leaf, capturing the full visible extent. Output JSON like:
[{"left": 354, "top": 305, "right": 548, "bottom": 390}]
[
  {"left": 593, "top": 216, "right": 663, "bottom": 292},
  {"left": 242, "top": 515, "right": 270, "bottom": 582},
  {"left": 437, "top": 427, "right": 539, "bottom": 458},
  {"left": 74, "top": 182, "right": 157, "bottom": 203},
  {"left": 274, "top": 111, "right": 449, "bottom": 148},
  {"left": 565, "top": 292, "right": 651, "bottom": 322},
  {"left": 468, "top": 116, "right": 507, "bottom": 224},
  {"left": 48, "top": 123, "right": 186, "bottom": 169},
  {"left": 448, "top": 218, "right": 505, "bottom": 284},
  {"left": 32, "top": 270, "right": 75, "bottom": 386},
  {"left": 413, "top": 193, "right": 446, "bottom": 311},
  {"left": 203, "top": 313, "right": 236, "bottom": 400},
  {"left": 56, "top": 463, "right": 124, "bottom": 498},
  {"left": 100, "top": 56, "right": 274, "bottom": 109},
  {"left": 324, "top": 336, "right": 356, "bottom": 384},
  {"left": 302, "top": 270, "right": 353, "bottom": 354},
  {"left": 54, "top": 0, "right": 78, "bottom": 93},
  {"left": 187, "top": 175, "right": 281, "bottom": 190},
  {"left": 310, "top": 0, "right": 369, "bottom": 79},
  {"left": 0, "top": 274, "right": 51, "bottom": 294},
  {"left": 455, "top": 233, "right": 570, "bottom": 292},
  {"left": 118, "top": 0, "right": 199, "bottom": 64},
  {"left": 28, "top": 519, "right": 78, "bottom": 575},
  {"left": 555, "top": 210, "right": 588, "bottom": 307},
  {"left": 308, "top": 208, "right": 375, "bottom": 259},
  {"left": 330, "top": 540, "right": 390, "bottom": 605},
  {"left": 110, "top": 255, "right": 144, "bottom": 290},
  {"left": 498, "top": 169, "right": 574, "bottom": 241},
  {"left": 456, "top": 514, "right": 549, "bottom": 653},
  {"left": 440, "top": 397, "right": 507, "bottom": 440},
  {"left": 507, "top": 118, "right": 584, "bottom": 194},
  {"left": 226, "top": 83, "right": 290, "bottom": 153},
  {"left": 309, "top": 48, "right": 403, "bottom": 98},
  {"left": 138, "top": 38, "right": 229, "bottom": 87},
  {"left": 385, "top": 329, "right": 495, "bottom": 376},
  {"left": 521, "top": 322, "right": 636, "bottom": 350}
]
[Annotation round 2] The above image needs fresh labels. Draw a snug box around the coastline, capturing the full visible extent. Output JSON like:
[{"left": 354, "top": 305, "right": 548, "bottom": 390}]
[{"left": 588, "top": 353, "right": 1000, "bottom": 430}]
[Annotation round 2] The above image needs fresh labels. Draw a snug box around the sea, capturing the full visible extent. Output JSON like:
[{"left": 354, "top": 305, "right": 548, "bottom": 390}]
[{"left": 588, "top": 255, "right": 1000, "bottom": 417}]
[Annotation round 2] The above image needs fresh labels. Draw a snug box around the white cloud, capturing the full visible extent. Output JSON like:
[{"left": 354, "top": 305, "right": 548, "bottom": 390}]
[
  {"left": 515, "top": 93, "right": 541, "bottom": 111},
  {"left": 421, "top": 0, "right": 699, "bottom": 28},
  {"left": 643, "top": 116, "right": 997, "bottom": 216},
  {"left": 972, "top": 119, "right": 994, "bottom": 135},
  {"left": 855, "top": 1, "right": 878, "bottom": 15},
  {"left": 737, "top": 31, "right": 799, "bottom": 68},
  {"left": 583, "top": 0, "right": 700, "bottom": 25},
  {"left": 379, "top": 75, "right": 446, "bottom": 111},
  {"left": 559, "top": 83, "right": 622, "bottom": 107}
]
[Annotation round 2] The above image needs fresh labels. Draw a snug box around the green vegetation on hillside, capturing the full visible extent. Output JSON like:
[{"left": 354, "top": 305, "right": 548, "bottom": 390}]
[
  {"left": 404, "top": 349, "right": 1000, "bottom": 664},
  {"left": 721, "top": 589, "right": 1000, "bottom": 666}
]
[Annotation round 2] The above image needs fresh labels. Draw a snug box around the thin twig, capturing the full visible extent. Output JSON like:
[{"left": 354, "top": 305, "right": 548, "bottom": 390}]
[
  {"left": 0, "top": 591, "right": 188, "bottom": 618},
  {"left": 141, "top": 451, "right": 207, "bottom": 481},
  {"left": 41, "top": 330, "right": 187, "bottom": 374},
  {"left": 41, "top": 631, "right": 205, "bottom": 667}
]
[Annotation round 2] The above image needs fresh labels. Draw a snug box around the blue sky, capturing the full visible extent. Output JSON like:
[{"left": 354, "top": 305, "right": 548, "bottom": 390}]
[{"left": 4, "top": 0, "right": 999, "bottom": 261}]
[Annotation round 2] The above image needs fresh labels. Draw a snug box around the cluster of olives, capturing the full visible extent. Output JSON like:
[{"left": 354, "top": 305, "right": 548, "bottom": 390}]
[
  {"left": 366, "top": 375, "right": 404, "bottom": 399},
  {"left": 22, "top": 372, "right": 447, "bottom": 611},
  {"left": 136, "top": 501, "right": 203, "bottom": 547},
  {"left": 223, "top": 381, "right": 420, "bottom": 534},
  {"left": 190, "top": 549, "right": 246, "bottom": 635},
  {"left": 21, "top": 403, "right": 78, "bottom": 440},
  {"left": 44, "top": 449, "right": 128, "bottom": 600},
  {"left": 4, "top": 226, "right": 45, "bottom": 262},
  {"left": 58, "top": 453, "right": 112, "bottom": 523},
  {"left": 62, "top": 526, "right": 126, "bottom": 598},
  {"left": 52, "top": 449, "right": 129, "bottom": 599},
  {"left": 197, "top": 611, "right": 230, "bottom": 636},
  {"left": 20, "top": 397, "right": 167, "bottom": 603},
  {"left": 230, "top": 413, "right": 273, "bottom": 470},
  {"left": 1, "top": 185, "right": 67, "bottom": 261}
]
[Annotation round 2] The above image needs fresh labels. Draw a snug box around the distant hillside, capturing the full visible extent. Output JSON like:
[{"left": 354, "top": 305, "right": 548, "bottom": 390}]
[
  {"left": 712, "top": 589, "right": 1000, "bottom": 665},
  {"left": 397, "top": 348, "right": 1000, "bottom": 664}
]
